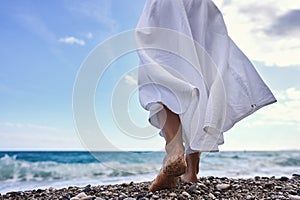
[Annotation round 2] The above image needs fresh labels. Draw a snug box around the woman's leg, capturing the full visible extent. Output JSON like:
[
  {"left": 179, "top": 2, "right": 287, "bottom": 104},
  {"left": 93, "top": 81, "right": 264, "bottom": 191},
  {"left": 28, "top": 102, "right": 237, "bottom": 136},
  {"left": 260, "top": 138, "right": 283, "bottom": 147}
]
[
  {"left": 161, "top": 105, "right": 200, "bottom": 183},
  {"left": 181, "top": 152, "right": 201, "bottom": 183},
  {"left": 162, "top": 106, "right": 185, "bottom": 158},
  {"left": 149, "top": 105, "right": 186, "bottom": 191}
]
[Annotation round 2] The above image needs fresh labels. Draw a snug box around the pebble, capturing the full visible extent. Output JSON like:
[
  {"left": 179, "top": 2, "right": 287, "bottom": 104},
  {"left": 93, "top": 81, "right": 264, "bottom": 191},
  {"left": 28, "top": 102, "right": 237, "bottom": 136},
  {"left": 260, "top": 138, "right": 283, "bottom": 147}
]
[
  {"left": 293, "top": 174, "right": 300, "bottom": 178},
  {"left": 1, "top": 176, "right": 299, "bottom": 200},
  {"left": 82, "top": 196, "right": 96, "bottom": 200},
  {"left": 208, "top": 193, "right": 216, "bottom": 199},
  {"left": 265, "top": 182, "right": 275, "bottom": 189},
  {"left": 82, "top": 187, "right": 92, "bottom": 193},
  {"left": 70, "top": 192, "right": 97, "bottom": 200},
  {"left": 279, "top": 176, "right": 289, "bottom": 181},
  {"left": 188, "top": 184, "right": 197, "bottom": 192},
  {"left": 275, "top": 186, "right": 283, "bottom": 190},
  {"left": 255, "top": 176, "right": 260, "bottom": 180},
  {"left": 288, "top": 190, "right": 298, "bottom": 195},
  {"left": 77, "top": 192, "right": 88, "bottom": 198},
  {"left": 197, "top": 183, "right": 207, "bottom": 188},
  {"left": 289, "top": 195, "right": 300, "bottom": 200},
  {"left": 145, "top": 192, "right": 152, "bottom": 198},
  {"left": 119, "top": 194, "right": 128, "bottom": 199},
  {"left": 182, "top": 191, "right": 191, "bottom": 197},
  {"left": 169, "top": 192, "right": 177, "bottom": 197},
  {"left": 216, "top": 183, "right": 231, "bottom": 190}
]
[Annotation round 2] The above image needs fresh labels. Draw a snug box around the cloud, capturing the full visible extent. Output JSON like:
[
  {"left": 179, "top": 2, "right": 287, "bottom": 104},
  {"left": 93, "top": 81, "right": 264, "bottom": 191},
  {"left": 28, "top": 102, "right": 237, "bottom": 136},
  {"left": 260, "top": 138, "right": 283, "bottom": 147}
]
[
  {"left": 15, "top": 13, "right": 56, "bottom": 43},
  {"left": 265, "top": 9, "right": 300, "bottom": 36},
  {"left": 213, "top": 0, "right": 300, "bottom": 67},
  {"left": 124, "top": 74, "right": 137, "bottom": 85},
  {"left": 58, "top": 36, "right": 85, "bottom": 46},
  {"left": 244, "top": 87, "right": 300, "bottom": 128},
  {"left": 86, "top": 32, "right": 93, "bottom": 39},
  {"left": 286, "top": 87, "right": 300, "bottom": 100},
  {"left": 66, "top": 0, "right": 119, "bottom": 32}
]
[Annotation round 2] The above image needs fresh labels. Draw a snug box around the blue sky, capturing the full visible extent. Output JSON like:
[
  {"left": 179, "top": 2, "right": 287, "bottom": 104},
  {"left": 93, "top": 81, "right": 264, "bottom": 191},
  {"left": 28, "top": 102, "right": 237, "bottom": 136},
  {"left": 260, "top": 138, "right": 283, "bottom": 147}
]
[{"left": 0, "top": 0, "right": 299, "bottom": 151}]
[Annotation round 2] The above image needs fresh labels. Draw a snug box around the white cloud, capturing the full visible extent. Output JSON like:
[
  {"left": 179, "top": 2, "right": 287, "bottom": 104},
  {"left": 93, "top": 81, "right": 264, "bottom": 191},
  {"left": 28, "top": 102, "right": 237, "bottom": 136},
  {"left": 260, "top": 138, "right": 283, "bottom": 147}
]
[
  {"left": 244, "top": 87, "right": 300, "bottom": 128},
  {"left": 124, "top": 74, "right": 138, "bottom": 85},
  {"left": 86, "top": 32, "right": 93, "bottom": 39},
  {"left": 58, "top": 36, "right": 85, "bottom": 45},
  {"left": 66, "top": 0, "right": 119, "bottom": 32},
  {"left": 286, "top": 87, "right": 300, "bottom": 100},
  {"left": 16, "top": 13, "right": 56, "bottom": 43},
  {"left": 213, "top": 0, "right": 300, "bottom": 67},
  {"left": 272, "top": 90, "right": 286, "bottom": 101}
]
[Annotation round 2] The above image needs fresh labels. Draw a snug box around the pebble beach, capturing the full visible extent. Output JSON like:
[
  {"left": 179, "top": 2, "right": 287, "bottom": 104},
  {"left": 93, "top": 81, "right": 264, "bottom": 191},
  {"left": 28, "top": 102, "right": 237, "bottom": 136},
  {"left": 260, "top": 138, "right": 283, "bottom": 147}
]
[{"left": 1, "top": 175, "right": 300, "bottom": 200}]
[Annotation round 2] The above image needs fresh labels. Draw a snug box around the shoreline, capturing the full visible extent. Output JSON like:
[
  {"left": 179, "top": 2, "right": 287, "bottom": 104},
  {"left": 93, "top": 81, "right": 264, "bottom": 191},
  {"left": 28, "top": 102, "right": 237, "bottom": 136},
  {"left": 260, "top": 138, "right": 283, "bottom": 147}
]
[{"left": 1, "top": 175, "right": 299, "bottom": 200}]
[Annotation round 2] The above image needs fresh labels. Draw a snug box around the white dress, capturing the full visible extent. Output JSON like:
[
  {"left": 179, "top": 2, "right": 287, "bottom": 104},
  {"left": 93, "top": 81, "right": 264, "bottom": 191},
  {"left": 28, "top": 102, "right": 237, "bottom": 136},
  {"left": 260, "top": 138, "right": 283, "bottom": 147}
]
[{"left": 135, "top": 0, "right": 276, "bottom": 152}]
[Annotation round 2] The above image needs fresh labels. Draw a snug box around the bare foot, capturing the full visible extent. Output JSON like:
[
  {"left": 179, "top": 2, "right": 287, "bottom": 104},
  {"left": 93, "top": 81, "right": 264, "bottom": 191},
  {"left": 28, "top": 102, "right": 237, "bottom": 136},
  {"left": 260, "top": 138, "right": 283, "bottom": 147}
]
[
  {"left": 149, "top": 154, "right": 186, "bottom": 191},
  {"left": 180, "top": 171, "right": 198, "bottom": 183},
  {"left": 149, "top": 171, "right": 179, "bottom": 191},
  {"left": 150, "top": 105, "right": 187, "bottom": 191},
  {"left": 180, "top": 152, "right": 200, "bottom": 183}
]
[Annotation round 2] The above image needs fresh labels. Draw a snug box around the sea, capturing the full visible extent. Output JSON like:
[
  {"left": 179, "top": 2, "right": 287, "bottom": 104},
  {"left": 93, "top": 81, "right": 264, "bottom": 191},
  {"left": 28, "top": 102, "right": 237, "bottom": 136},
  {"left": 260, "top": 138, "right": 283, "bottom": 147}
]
[{"left": 0, "top": 151, "right": 299, "bottom": 194}]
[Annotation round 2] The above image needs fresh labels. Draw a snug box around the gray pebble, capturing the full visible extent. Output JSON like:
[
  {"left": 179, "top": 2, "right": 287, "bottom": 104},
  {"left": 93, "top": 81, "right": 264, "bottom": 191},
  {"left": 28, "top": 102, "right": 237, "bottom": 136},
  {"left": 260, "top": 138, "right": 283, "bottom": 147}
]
[
  {"left": 289, "top": 195, "right": 300, "bottom": 200},
  {"left": 275, "top": 186, "right": 283, "bottom": 190},
  {"left": 182, "top": 191, "right": 191, "bottom": 197},
  {"left": 208, "top": 193, "right": 216, "bottom": 199},
  {"left": 76, "top": 192, "right": 87, "bottom": 198},
  {"left": 265, "top": 182, "right": 274, "bottom": 189},
  {"left": 197, "top": 183, "right": 207, "bottom": 188},
  {"left": 188, "top": 184, "right": 197, "bottom": 192},
  {"left": 169, "top": 192, "right": 177, "bottom": 197},
  {"left": 1, "top": 177, "right": 299, "bottom": 199},
  {"left": 216, "top": 183, "right": 231, "bottom": 190},
  {"left": 279, "top": 176, "right": 289, "bottom": 181},
  {"left": 82, "top": 196, "right": 96, "bottom": 200}
]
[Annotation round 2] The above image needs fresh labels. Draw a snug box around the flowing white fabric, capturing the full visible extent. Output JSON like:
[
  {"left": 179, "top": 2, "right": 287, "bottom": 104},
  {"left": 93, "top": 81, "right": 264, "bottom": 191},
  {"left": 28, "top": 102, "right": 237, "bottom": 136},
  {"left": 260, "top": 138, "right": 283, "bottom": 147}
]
[{"left": 135, "top": 0, "right": 276, "bottom": 152}]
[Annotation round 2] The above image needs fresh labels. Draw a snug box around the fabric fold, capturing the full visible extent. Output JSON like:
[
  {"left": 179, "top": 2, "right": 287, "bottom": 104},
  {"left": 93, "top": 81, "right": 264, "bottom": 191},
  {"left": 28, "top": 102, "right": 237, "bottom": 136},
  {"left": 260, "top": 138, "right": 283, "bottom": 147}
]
[{"left": 135, "top": 0, "right": 276, "bottom": 152}]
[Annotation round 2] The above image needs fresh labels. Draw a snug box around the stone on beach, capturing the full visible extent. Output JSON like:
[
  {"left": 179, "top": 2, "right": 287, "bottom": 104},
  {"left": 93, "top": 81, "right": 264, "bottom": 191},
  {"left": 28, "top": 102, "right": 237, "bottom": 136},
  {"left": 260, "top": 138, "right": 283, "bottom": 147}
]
[
  {"left": 1, "top": 176, "right": 299, "bottom": 199},
  {"left": 216, "top": 183, "right": 231, "bottom": 190},
  {"left": 289, "top": 195, "right": 300, "bottom": 200},
  {"left": 70, "top": 192, "right": 97, "bottom": 200}
]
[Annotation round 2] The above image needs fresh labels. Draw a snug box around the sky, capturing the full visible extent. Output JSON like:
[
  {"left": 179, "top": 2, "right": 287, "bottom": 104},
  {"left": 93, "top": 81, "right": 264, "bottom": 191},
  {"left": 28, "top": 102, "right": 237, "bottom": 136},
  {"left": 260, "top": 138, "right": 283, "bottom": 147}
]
[{"left": 0, "top": 0, "right": 299, "bottom": 151}]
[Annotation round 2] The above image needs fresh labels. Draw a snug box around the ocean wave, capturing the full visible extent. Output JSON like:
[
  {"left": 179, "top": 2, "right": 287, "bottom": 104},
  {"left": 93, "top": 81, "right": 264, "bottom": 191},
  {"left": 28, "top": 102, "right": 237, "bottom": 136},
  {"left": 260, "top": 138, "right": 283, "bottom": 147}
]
[
  {"left": 0, "top": 154, "right": 160, "bottom": 182},
  {"left": 1, "top": 151, "right": 300, "bottom": 194},
  {"left": 1, "top": 151, "right": 299, "bottom": 183},
  {"left": 275, "top": 157, "right": 300, "bottom": 167}
]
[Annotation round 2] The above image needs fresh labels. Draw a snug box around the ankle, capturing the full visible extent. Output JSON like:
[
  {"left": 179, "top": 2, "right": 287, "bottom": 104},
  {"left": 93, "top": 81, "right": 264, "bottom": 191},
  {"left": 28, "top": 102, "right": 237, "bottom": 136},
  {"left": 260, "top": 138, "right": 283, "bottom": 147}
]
[
  {"left": 185, "top": 166, "right": 198, "bottom": 176},
  {"left": 165, "top": 142, "right": 184, "bottom": 155},
  {"left": 181, "top": 171, "right": 198, "bottom": 183}
]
